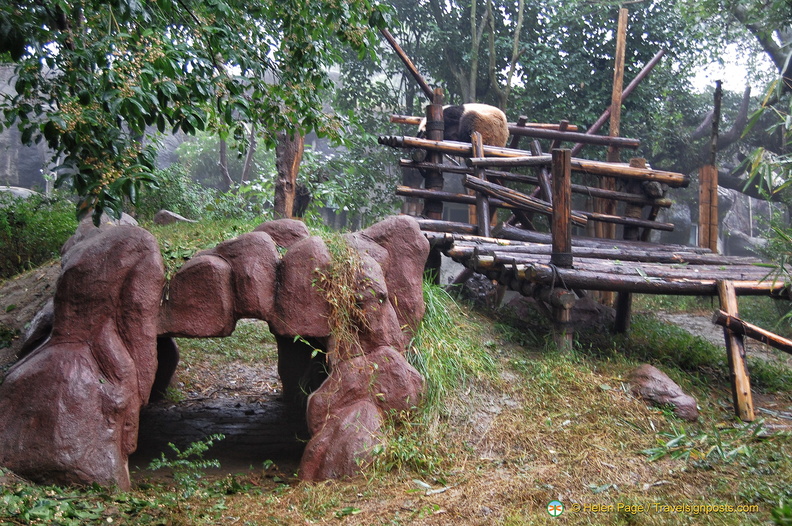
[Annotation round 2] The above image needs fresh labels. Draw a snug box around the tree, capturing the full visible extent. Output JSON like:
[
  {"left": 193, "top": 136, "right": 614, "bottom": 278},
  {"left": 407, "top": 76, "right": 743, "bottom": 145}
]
[{"left": 0, "top": 0, "right": 389, "bottom": 222}]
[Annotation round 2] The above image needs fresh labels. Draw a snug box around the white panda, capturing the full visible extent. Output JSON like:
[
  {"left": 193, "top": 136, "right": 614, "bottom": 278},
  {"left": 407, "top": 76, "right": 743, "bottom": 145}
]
[{"left": 417, "top": 103, "right": 509, "bottom": 147}]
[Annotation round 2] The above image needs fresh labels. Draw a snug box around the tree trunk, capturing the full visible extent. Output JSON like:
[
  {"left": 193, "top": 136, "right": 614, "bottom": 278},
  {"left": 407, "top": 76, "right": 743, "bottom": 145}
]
[
  {"left": 274, "top": 131, "right": 304, "bottom": 219},
  {"left": 218, "top": 139, "right": 233, "bottom": 192},
  {"left": 241, "top": 124, "right": 257, "bottom": 183}
]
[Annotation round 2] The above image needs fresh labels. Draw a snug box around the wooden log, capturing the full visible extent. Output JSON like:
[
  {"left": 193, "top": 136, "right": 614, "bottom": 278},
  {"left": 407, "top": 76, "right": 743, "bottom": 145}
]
[
  {"left": 400, "top": 160, "right": 673, "bottom": 207},
  {"left": 463, "top": 175, "right": 588, "bottom": 226},
  {"left": 571, "top": 48, "right": 666, "bottom": 156},
  {"left": 713, "top": 310, "right": 792, "bottom": 356},
  {"left": 417, "top": 218, "right": 478, "bottom": 235},
  {"left": 423, "top": 90, "right": 445, "bottom": 221},
  {"left": 379, "top": 29, "right": 434, "bottom": 100},
  {"left": 455, "top": 243, "right": 760, "bottom": 266},
  {"left": 699, "top": 164, "right": 719, "bottom": 252},
  {"left": 397, "top": 185, "right": 516, "bottom": 211},
  {"left": 508, "top": 116, "right": 528, "bottom": 150},
  {"left": 530, "top": 140, "right": 554, "bottom": 204},
  {"left": 699, "top": 81, "right": 722, "bottom": 252},
  {"left": 486, "top": 255, "right": 769, "bottom": 283},
  {"left": 717, "top": 280, "right": 755, "bottom": 422},
  {"left": 579, "top": 210, "right": 675, "bottom": 232},
  {"left": 536, "top": 286, "right": 578, "bottom": 310},
  {"left": 471, "top": 132, "right": 491, "bottom": 237},
  {"left": 507, "top": 126, "right": 640, "bottom": 148},
  {"left": 512, "top": 263, "right": 789, "bottom": 296},
  {"left": 551, "top": 149, "right": 573, "bottom": 268},
  {"left": 389, "top": 114, "right": 579, "bottom": 131},
  {"left": 550, "top": 120, "right": 570, "bottom": 151},
  {"left": 466, "top": 155, "right": 553, "bottom": 168},
  {"left": 464, "top": 154, "right": 689, "bottom": 187},
  {"left": 495, "top": 223, "right": 713, "bottom": 253}
]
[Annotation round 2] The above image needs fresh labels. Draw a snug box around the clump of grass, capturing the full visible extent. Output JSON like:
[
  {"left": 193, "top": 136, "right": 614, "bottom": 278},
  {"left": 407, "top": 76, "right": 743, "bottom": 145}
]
[
  {"left": 146, "top": 218, "right": 262, "bottom": 278},
  {"left": 313, "top": 232, "right": 370, "bottom": 358},
  {"left": 406, "top": 281, "right": 499, "bottom": 414}
]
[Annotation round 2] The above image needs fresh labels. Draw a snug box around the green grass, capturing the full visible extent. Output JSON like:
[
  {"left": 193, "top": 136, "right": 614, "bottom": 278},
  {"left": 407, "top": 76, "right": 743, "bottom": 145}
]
[{"left": 3, "top": 217, "right": 792, "bottom": 525}]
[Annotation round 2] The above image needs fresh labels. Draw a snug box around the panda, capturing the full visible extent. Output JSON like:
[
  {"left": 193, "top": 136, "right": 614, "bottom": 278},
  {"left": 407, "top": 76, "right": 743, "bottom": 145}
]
[{"left": 417, "top": 103, "right": 509, "bottom": 148}]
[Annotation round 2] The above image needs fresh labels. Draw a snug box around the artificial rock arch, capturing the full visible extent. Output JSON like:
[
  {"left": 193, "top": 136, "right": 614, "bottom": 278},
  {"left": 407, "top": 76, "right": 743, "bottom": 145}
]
[{"left": 0, "top": 215, "right": 428, "bottom": 489}]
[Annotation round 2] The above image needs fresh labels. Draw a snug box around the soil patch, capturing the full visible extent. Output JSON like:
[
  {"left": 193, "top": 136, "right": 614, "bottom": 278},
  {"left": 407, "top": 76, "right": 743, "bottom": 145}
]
[{"left": 0, "top": 261, "right": 59, "bottom": 369}]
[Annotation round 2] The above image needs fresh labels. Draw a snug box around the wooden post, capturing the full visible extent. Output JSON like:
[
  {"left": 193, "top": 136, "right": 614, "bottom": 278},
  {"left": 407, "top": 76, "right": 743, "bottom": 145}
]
[
  {"left": 595, "top": 8, "right": 628, "bottom": 307},
  {"left": 699, "top": 81, "right": 721, "bottom": 252},
  {"left": 615, "top": 158, "right": 646, "bottom": 333},
  {"left": 423, "top": 89, "right": 445, "bottom": 282},
  {"left": 471, "top": 132, "right": 491, "bottom": 237},
  {"left": 551, "top": 149, "right": 574, "bottom": 351},
  {"left": 422, "top": 89, "right": 445, "bottom": 219},
  {"left": 571, "top": 49, "right": 666, "bottom": 157},
  {"left": 717, "top": 280, "right": 755, "bottom": 421}
]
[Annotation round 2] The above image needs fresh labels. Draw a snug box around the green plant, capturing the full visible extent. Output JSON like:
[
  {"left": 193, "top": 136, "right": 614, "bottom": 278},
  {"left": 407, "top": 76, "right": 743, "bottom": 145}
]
[
  {"left": 147, "top": 433, "right": 225, "bottom": 497},
  {"left": 133, "top": 165, "right": 214, "bottom": 220},
  {"left": 0, "top": 192, "right": 77, "bottom": 279},
  {"left": 642, "top": 420, "right": 767, "bottom": 464},
  {"left": 407, "top": 281, "right": 499, "bottom": 413},
  {"left": 313, "top": 232, "right": 370, "bottom": 357},
  {"left": 773, "top": 500, "right": 792, "bottom": 525}
]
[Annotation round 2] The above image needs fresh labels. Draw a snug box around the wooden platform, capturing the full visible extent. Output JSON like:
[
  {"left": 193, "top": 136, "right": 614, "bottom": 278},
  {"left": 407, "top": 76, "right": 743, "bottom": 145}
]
[{"left": 422, "top": 225, "right": 789, "bottom": 299}]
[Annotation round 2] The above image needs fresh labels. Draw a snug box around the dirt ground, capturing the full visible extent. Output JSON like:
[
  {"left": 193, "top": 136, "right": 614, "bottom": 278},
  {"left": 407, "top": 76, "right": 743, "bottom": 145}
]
[{"left": 0, "top": 261, "right": 60, "bottom": 370}]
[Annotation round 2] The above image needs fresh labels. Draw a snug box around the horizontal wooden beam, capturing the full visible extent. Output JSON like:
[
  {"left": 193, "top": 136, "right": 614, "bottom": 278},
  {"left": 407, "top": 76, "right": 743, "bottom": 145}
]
[
  {"left": 399, "top": 160, "right": 673, "bottom": 208},
  {"left": 507, "top": 126, "right": 640, "bottom": 149},
  {"left": 713, "top": 310, "right": 792, "bottom": 355},
  {"left": 390, "top": 114, "right": 579, "bottom": 131}
]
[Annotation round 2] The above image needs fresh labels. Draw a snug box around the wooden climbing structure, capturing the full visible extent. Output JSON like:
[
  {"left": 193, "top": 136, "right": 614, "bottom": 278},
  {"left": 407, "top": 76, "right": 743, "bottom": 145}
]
[{"left": 377, "top": 18, "right": 791, "bottom": 423}]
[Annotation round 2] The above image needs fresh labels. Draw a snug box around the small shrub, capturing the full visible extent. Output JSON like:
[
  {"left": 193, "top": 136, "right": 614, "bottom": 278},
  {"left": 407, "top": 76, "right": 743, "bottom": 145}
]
[
  {"left": 133, "top": 165, "right": 214, "bottom": 221},
  {"left": 147, "top": 434, "right": 225, "bottom": 498},
  {"left": 0, "top": 192, "right": 77, "bottom": 279}
]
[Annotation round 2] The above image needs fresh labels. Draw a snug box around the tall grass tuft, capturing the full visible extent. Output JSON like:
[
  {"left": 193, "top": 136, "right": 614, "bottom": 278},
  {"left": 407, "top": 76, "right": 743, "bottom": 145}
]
[{"left": 407, "top": 281, "right": 498, "bottom": 415}]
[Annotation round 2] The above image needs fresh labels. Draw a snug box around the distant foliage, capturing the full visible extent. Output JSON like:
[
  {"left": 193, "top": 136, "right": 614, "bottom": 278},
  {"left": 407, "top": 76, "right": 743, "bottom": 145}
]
[
  {"left": 133, "top": 165, "right": 271, "bottom": 222},
  {"left": 0, "top": 192, "right": 76, "bottom": 279}
]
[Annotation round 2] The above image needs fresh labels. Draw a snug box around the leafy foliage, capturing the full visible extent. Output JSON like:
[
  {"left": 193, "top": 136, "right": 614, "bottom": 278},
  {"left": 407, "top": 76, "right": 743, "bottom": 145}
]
[
  {"left": 642, "top": 420, "right": 768, "bottom": 464},
  {"left": 0, "top": 192, "right": 76, "bottom": 279},
  {"left": 0, "top": 0, "right": 390, "bottom": 223},
  {"left": 147, "top": 434, "right": 225, "bottom": 498}
]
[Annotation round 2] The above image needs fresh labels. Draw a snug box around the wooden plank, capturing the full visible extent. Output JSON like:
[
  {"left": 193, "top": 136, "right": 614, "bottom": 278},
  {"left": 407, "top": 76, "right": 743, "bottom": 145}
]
[
  {"left": 506, "top": 126, "right": 640, "bottom": 148},
  {"left": 717, "top": 280, "right": 755, "bottom": 421},
  {"left": 496, "top": 223, "right": 713, "bottom": 253},
  {"left": 713, "top": 310, "right": 792, "bottom": 355},
  {"left": 508, "top": 263, "right": 787, "bottom": 297},
  {"left": 464, "top": 154, "right": 689, "bottom": 187}
]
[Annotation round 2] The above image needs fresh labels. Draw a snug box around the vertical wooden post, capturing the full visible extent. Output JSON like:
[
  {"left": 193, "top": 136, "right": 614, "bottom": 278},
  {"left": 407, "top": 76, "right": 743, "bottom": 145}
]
[
  {"left": 699, "top": 81, "right": 721, "bottom": 252},
  {"left": 423, "top": 89, "right": 445, "bottom": 283},
  {"left": 615, "top": 158, "right": 646, "bottom": 333},
  {"left": 422, "top": 89, "right": 445, "bottom": 219},
  {"left": 717, "top": 280, "right": 755, "bottom": 421},
  {"left": 471, "top": 132, "right": 491, "bottom": 237},
  {"left": 551, "top": 149, "right": 573, "bottom": 351},
  {"left": 596, "top": 8, "right": 628, "bottom": 306}
]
